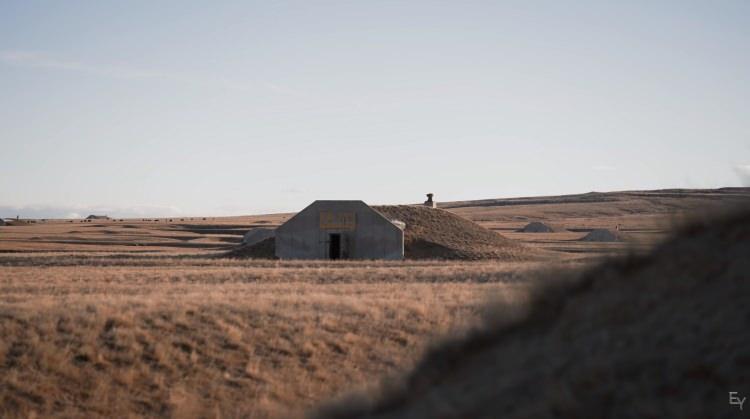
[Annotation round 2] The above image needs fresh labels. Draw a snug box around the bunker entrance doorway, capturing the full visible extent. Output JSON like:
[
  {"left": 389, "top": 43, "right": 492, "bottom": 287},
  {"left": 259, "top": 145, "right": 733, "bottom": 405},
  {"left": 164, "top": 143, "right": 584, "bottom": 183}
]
[{"left": 329, "top": 233, "right": 341, "bottom": 260}]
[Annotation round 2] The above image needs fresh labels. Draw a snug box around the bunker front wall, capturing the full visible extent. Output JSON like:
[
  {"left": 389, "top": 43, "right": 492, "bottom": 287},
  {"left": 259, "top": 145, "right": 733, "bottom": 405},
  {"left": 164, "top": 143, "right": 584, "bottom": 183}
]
[{"left": 275, "top": 201, "right": 404, "bottom": 260}]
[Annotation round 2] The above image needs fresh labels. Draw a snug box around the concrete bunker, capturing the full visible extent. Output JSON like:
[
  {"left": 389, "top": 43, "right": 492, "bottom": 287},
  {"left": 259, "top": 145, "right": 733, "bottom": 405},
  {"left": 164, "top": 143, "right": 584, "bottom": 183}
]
[{"left": 275, "top": 200, "right": 404, "bottom": 260}]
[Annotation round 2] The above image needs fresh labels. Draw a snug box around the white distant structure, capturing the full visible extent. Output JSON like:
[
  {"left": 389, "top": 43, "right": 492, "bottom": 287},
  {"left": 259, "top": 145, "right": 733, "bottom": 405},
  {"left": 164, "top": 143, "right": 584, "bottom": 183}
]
[{"left": 424, "top": 193, "right": 436, "bottom": 208}]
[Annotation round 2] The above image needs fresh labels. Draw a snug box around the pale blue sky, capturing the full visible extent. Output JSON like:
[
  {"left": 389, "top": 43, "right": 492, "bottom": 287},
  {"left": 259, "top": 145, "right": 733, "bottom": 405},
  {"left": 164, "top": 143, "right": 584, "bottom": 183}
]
[{"left": 1, "top": 1, "right": 749, "bottom": 218}]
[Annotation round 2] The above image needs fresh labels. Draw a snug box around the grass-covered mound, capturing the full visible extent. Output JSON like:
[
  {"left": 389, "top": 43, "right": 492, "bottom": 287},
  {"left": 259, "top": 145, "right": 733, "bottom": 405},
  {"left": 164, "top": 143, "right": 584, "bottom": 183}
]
[
  {"left": 518, "top": 221, "right": 556, "bottom": 233},
  {"left": 374, "top": 205, "right": 539, "bottom": 260}
]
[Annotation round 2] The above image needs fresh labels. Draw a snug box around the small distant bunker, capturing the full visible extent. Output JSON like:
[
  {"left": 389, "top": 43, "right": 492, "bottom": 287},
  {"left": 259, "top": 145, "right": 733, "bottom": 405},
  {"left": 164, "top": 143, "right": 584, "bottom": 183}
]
[
  {"left": 518, "top": 221, "right": 555, "bottom": 233},
  {"left": 424, "top": 193, "right": 436, "bottom": 208},
  {"left": 275, "top": 200, "right": 404, "bottom": 260}
]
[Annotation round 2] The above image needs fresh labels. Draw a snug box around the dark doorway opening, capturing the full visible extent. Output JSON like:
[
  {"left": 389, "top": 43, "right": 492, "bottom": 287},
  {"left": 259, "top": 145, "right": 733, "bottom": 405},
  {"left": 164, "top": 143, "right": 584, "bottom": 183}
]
[{"left": 329, "top": 233, "right": 341, "bottom": 260}]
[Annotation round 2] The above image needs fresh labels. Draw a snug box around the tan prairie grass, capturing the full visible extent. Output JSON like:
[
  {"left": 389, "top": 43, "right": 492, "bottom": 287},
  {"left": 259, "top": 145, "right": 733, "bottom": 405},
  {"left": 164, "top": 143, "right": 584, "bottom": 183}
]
[
  {"left": 3, "top": 188, "right": 745, "bottom": 418},
  {"left": 0, "top": 258, "right": 549, "bottom": 419}
]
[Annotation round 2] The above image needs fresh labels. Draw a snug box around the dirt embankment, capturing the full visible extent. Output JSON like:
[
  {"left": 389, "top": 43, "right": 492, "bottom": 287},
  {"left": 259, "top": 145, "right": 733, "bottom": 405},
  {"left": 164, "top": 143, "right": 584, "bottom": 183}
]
[
  {"left": 374, "top": 205, "right": 541, "bottom": 260},
  {"left": 223, "top": 237, "right": 275, "bottom": 258},
  {"left": 313, "top": 209, "right": 750, "bottom": 419}
]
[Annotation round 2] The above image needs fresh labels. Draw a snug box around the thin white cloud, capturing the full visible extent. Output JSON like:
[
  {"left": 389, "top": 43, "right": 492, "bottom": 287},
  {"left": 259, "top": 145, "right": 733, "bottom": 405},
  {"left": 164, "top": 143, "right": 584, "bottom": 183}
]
[
  {"left": 0, "top": 204, "right": 184, "bottom": 219},
  {"left": 0, "top": 50, "right": 291, "bottom": 94},
  {"left": 0, "top": 50, "right": 157, "bottom": 79},
  {"left": 591, "top": 165, "right": 616, "bottom": 171}
]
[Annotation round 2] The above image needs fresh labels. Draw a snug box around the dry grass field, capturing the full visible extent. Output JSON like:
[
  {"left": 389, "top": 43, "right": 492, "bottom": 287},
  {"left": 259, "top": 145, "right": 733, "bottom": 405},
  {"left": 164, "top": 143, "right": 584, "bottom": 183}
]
[
  {"left": 0, "top": 214, "right": 290, "bottom": 255},
  {"left": 0, "top": 256, "right": 550, "bottom": 418},
  {"left": 1, "top": 188, "right": 749, "bottom": 418}
]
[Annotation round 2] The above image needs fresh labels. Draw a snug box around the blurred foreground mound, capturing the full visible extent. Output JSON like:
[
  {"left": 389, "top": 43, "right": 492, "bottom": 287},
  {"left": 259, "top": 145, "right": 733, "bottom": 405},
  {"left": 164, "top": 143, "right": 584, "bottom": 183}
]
[{"left": 313, "top": 209, "right": 750, "bottom": 419}]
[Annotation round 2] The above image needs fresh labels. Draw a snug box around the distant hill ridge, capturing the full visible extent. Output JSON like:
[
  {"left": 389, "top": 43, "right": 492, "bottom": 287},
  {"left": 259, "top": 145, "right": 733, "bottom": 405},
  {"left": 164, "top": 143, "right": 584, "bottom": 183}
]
[{"left": 438, "top": 187, "right": 750, "bottom": 209}]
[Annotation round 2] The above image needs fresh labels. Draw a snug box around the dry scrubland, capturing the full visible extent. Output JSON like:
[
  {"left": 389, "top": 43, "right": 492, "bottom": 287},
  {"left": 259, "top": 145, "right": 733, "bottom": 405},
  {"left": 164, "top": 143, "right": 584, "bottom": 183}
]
[
  {"left": 1, "top": 188, "right": 749, "bottom": 418},
  {"left": 0, "top": 257, "right": 553, "bottom": 418}
]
